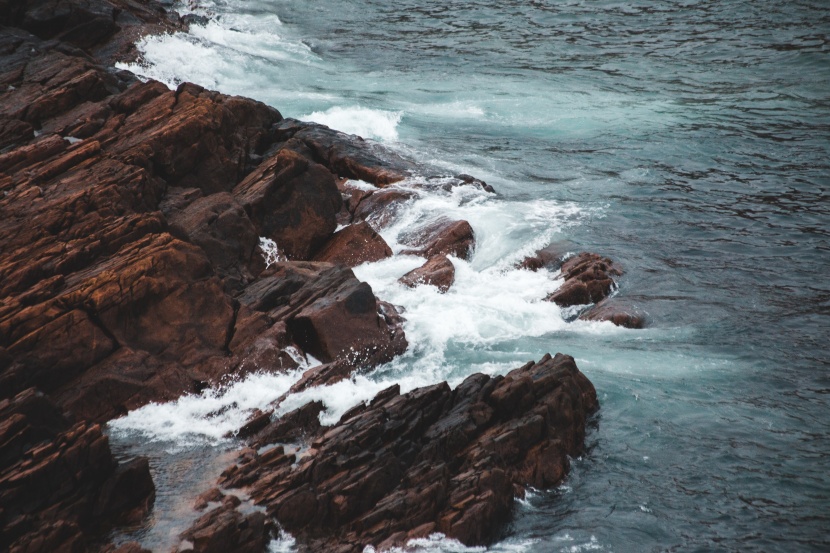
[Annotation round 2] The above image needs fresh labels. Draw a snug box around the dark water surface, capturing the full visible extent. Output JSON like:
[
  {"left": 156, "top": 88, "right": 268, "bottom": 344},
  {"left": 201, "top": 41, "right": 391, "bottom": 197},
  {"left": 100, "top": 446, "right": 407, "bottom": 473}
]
[{"left": 112, "top": 1, "right": 830, "bottom": 551}]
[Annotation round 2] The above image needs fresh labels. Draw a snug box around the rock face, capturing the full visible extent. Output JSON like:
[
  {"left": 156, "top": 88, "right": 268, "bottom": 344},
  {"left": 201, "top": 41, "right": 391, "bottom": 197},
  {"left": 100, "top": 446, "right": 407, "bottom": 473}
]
[
  {"left": 399, "top": 254, "right": 456, "bottom": 292},
  {"left": 218, "top": 354, "right": 598, "bottom": 552},
  {"left": 0, "top": 388, "right": 155, "bottom": 553},
  {"left": 546, "top": 252, "right": 623, "bottom": 307}
]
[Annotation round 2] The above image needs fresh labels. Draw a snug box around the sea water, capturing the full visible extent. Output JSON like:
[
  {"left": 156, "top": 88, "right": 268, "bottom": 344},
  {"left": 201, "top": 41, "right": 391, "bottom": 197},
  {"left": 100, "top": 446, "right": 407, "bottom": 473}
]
[{"left": 109, "top": 1, "right": 830, "bottom": 551}]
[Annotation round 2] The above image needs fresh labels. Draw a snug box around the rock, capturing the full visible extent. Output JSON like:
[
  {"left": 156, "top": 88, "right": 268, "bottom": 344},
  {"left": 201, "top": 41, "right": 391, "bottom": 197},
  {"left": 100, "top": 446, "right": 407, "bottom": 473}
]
[
  {"left": 167, "top": 192, "right": 260, "bottom": 289},
  {"left": 219, "top": 354, "right": 598, "bottom": 552},
  {"left": 313, "top": 221, "right": 393, "bottom": 267},
  {"left": 400, "top": 218, "right": 476, "bottom": 260},
  {"left": 517, "top": 241, "right": 575, "bottom": 272},
  {"left": 274, "top": 119, "right": 415, "bottom": 186},
  {"left": 249, "top": 400, "right": 325, "bottom": 447},
  {"left": 234, "top": 148, "right": 342, "bottom": 260},
  {"left": 352, "top": 187, "right": 417, "bottom": 229},
  {"left": 237, "top": 262, "right": 407, "bottom": 369},
  {"left": 0, "top": 388, "right": 155, "bottom": 552},
  {"left": 579, "top": 300, "right": 646, "bottom": 329},
  {"left": 546, "top": 252, "right": 623, "bottom": 307},
  {"left": 399, "top": 254, "right": 455, "bottom": 292},
  {"left": 177, "top": 501, "right": 271, "bottom": 553}
]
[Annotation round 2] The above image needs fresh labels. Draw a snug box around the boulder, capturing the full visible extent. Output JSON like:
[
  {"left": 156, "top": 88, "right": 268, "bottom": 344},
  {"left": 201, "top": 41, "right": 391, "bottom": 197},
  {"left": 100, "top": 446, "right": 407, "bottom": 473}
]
[
  {"left": 517, "top": 241, "right": 575, "bottom": 272},
  {"left": 400, "top": 218, "right": 475, "bottom": 260},
  {"left": 399, "top": 254, "right": 455, "bottom": 292},
  {"left": 546, "top": 252, "right": 623, "bottom": 307},
  {"left": 176, "top": 497, "right": 271, "bottom": 553},
  {"left": 234, "top": 148, "right": 342, "bottom": 260},
  {"left": 219, "top": 354, "right": 598, "bottom": 552},
  {"left": 313, "top": 221, "right": 393, "bottom": 267},
  {"left": 352, "top": 187, "right": 417, "bottom": 229}
]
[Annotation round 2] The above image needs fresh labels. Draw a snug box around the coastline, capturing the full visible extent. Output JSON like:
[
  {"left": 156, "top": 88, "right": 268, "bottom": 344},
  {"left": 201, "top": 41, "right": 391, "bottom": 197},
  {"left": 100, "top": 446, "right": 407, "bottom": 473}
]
[{"left": 0, "top": 2, "right": 627, "bottom": 551}]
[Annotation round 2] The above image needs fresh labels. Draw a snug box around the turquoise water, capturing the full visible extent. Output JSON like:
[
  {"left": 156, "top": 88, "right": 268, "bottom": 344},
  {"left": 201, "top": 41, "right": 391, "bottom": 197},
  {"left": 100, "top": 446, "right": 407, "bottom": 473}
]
[{"left": 110, "top": 1, "right": 830, "bottom": 551}]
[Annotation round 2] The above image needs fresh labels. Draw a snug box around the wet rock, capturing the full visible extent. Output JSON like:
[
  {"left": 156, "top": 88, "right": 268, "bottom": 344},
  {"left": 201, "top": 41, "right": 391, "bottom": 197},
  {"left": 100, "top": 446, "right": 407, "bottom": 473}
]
[
  {"left": 249, "top": 400, "right": 325, "bottom": 447},
  {"left": 219, "top": 354, "right": 598, "bottom": 552},
  {"left": 399, "top": 254, "right": 455, "bottom": 292},
  {"left": 352, "top": 187, "right": 417, "bottom": 229},
  {"left": 234, "top": 147, "right": 342, "bottom": 260},
  {"left": 518, "top": 241, "right": 575, "bottom": 272},
  {"left": 313, "top": 221, "right": 393, "bottom": 267},
  {"left": 0, "top": 388, "right": 155, "bottom": 552},
  {"left": 579, "top": 300, "right": 647, "bottom": 329},
  {"left": 400, "top": 218, "right": 476, "bottom": 260},
  {"left": 274, "top": 118, "right": 416, "bottom": 186},
  {"left": 237, "top": 261, "right": 407, "bottom": 369},
  {"left": 546, "top": 252, "right": 623, "bottom": 307},
  {"left": 177, "top": 500, "right": 270, "bottom": 553}
]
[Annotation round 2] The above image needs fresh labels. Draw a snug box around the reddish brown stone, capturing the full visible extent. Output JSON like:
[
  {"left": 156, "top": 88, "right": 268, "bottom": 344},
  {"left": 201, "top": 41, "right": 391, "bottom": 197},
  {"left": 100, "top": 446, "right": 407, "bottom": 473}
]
[
  {"left": 579, "top": 300, "right": 647, "bottom": 329},
  {"left": 220, "top": 354, "right": 598, "bottom": 552},
  {"left": 546, "top": 252, "right": 624, "bottom": 307},
  {"left": 400, "top": 218, "right": 476, "bottom": 260},
  {"left": 313, "top": 221, "right": 393, "bottom": 267},
  {"left": 399, "top": 254, "right": 455, "bottom": 292},
  {"left": 352, "top": 187, "right": 417, "bottom": 229}
]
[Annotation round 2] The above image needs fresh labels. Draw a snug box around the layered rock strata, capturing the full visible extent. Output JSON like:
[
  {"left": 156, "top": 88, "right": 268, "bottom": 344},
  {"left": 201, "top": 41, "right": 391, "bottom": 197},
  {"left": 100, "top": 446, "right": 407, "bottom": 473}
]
[{"left": 214, "top": 354, "right": 598, "bottom": 552}]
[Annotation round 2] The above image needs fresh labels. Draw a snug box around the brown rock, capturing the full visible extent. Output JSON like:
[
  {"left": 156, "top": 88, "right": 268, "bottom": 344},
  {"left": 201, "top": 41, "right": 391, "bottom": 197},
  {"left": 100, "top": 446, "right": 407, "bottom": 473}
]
[
  {"left": 313, "top": 221, "right": 393, "bottom": 267},
  {"left": 219, "top": 354, "right": 598, "bottom": 552},
  {"left": 352, "top": 187, "right": 417, "bottom": 229},
  {"left": 399, "top": 254, "right": 455, "bottom": 292},
  {"left": 0, "top": 389, "right": 155, "bottom": 552},
  {"left": 517, "top": 241, "right": 574, "bottom": 272},
  {"left": 546, "top": 252, "right": 623, "bottom": 307},
  {"left": 274, "top": 119, "right": 415, "bottom": 186},
  {"left": 400, "top": 218, "right": 476, "bottom": 260},
  {"left": 177, "top": 501, "right": 270, "bottom": 553},
  {"left": 234, "top": 148, "right": 342, "bottom": 260},
  {"left": 579, "top": 300, "right": 646, "bottom": 329}
]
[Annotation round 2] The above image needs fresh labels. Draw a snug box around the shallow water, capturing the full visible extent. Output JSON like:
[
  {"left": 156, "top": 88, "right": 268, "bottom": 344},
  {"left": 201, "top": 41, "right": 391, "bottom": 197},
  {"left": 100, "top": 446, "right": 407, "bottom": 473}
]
[{"left": 110, "top": 1, "right": 830, "bottom": 551}]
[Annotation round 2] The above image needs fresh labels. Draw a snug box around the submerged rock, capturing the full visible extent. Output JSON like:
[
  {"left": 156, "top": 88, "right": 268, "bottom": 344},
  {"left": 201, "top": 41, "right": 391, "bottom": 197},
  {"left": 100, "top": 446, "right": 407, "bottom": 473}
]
[
  {"left": 219, "top": 354, "right": 598, "bottom": 552},
  {"left": 579, "top": 299, "right": 647, "bottom": 329}
]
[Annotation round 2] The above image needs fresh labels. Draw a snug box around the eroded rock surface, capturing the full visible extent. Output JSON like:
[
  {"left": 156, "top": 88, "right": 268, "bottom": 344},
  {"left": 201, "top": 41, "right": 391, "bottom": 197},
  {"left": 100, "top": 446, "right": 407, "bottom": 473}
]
[
  {"left": 400, "top": 218, "right": 476, "bottom": 260},
  {"left": 0, "top": 388, "right": 155, "bottom": 553},
  {"left": 218, "top": 354, "right": 598, "bottom": 552},
  {"left": 546, "top": 252, "right": 623, "bottom": 308},
  {"left": 399, "top": 254, "right": 456, "bottom": 292}
]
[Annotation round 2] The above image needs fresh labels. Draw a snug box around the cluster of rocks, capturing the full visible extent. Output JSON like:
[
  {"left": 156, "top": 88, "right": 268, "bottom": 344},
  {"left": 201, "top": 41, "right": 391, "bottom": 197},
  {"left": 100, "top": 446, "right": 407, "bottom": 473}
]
[{"left": 0, "top": 1, "right": 616, "bottom": 551}]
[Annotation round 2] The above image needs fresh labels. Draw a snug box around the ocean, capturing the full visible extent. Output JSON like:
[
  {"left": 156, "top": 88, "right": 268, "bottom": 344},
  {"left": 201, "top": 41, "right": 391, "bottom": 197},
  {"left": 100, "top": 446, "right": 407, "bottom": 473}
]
[{"left": 107, "top": 1, "right": 830, "bottom": 551}]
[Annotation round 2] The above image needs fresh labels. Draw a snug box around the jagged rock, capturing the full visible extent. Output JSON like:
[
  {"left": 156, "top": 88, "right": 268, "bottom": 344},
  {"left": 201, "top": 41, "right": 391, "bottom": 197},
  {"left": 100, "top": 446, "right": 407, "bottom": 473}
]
[
  {"left": 399, "top": 254, "right": 455, "bottom": 292},
  {"left": 0, "top": 388, "right": 155, "bottom": 552},
  {"left": 237, "top": 262, "right": 407, "bottom": 369},
  {"left": 177, "top": 499, "right": 270, "bottom": 553},
  {"left": 234, "top": 148, "right": 342, "bottom": 260},
  {"left": 546, "top": 252, "right": 623, "bottom": 307},
  {"left": 517, "top": 241, "right": 574, "bottom": 272},
  {"left": 219, "top": 354, "right": 598, "bottom": 552},
  {"left": 274, "top": 119, "right": 415, "bottom": 186},
  {"left": 313, "top": 221, "right": 393, "bottom": 267},
  {"left": 400, "top": 218, "right": 476, "bottom": 260},
  {"left": 579, "top": 300, "right": 646, "bottom": 329},
  {"left": 167, "top": 192, "right": 260, "bottom": 289},
  {"left": 352, "top": 187, "right": 417, "bottom": 229}
]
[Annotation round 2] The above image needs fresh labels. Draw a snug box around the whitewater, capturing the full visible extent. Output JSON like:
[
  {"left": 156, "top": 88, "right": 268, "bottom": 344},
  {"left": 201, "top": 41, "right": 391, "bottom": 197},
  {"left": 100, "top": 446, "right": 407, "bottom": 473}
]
[{"left": 109, "top": 1, "right": 830, "bottom": 551}]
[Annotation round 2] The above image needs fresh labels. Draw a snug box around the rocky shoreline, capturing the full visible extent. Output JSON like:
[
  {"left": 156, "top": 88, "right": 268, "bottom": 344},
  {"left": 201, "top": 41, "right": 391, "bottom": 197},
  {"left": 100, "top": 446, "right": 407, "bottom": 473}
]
[{"left": 0, "top": 2, "right": 640, "bottom": 551}]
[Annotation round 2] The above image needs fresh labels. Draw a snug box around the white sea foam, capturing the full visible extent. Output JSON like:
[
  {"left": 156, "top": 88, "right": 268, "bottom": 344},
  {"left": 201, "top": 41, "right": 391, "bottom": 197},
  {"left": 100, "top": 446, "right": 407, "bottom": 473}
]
[
  {"left": 108, "top": 369, "right": 305, "bottom": 448},
  {"left": 303, "top": 106, "right": 403, "bottom": 142},
  {"left": 259, "top": 236, "right": 284, "bottom": 268}
]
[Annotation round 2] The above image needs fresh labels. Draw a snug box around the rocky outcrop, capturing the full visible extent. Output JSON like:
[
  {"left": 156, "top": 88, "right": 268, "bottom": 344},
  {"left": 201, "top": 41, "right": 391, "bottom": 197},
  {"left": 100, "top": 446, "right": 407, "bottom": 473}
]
[
  {"left": 399, "top": 254, "right": 456, "bottom": 292},
  {"left": 579, "top": 300, "right": 647, "bottom": 329},
  {"left": 546, "top": 252, "right": 623, "bottom": 308},
  {"left": 352, "top": 187, "right": 417, "bottom": 229},
  {"left": 217, "top": 354, "right": 598, "bottom": 552},
  {"left": 0, "top": 388, "right": 155, "bottom": 553}
]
